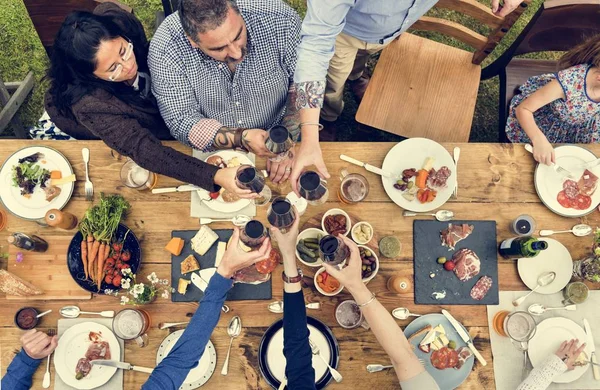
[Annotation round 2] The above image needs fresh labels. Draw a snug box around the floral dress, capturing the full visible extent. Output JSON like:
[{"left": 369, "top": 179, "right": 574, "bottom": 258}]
[{"left": 505, "top": 64, "right": 600, "bottom": 143}]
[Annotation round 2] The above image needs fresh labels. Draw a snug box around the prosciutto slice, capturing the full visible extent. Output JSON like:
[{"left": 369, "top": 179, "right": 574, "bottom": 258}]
[
  {"left": 428, "top": 166, "right": 451, "bottom": 188},
  {"left": 441, "top": 223, "right": 474, "bottom": 250},
  {"left": 452, "top": 249, "right": 480, "bottom": 282},
  {"left": 577, "top": 169, "right": 598, "bottom": 196},
  {"left": 455, "top": 347, "right": 473, "bottom": 369}
]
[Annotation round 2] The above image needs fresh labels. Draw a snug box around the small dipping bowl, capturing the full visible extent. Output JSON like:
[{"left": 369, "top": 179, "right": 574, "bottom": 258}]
[{"left": 15, "top": 307, "right": 39, "bottom": 330}]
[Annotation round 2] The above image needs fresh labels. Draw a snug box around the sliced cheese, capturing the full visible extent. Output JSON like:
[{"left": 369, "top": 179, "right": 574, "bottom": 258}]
[
  {"left": 214, "top": 241, "right": 226, "bottom": 267},
  {"left": 165, "top": 237, "right": 185, "bottom": 256},
  {"left": 181, "top": 255, "right": 200, "bottom": 274},
  {"left": 420, "top": 327, "right": 439, "bottom": 346},
  {"left": 51, "top": 174, "right": 76, "bottom": 186},
  {"left": 177, "top": 278, "right": 191, "bottom": 294},
  {"left": 191, "top": 225, "right": 218, "bottom": 256},
  {"left": 439, "top": 334, "right": 449, "bottom": 347}
]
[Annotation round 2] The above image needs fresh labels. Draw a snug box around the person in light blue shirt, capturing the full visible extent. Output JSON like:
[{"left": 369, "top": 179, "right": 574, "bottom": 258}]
[{"left": 289, "top": 0, "right": 523, "bottom": 195}]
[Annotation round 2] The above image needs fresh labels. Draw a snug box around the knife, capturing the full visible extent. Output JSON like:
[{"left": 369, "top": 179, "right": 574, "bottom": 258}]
[
  {"left": 90, "top": 360, "right": 153, "bottom": 374},
  {"left": 524, "top": 144, "right": 574, "bottom": 179},
  {"left": 441, "top": 310, "right": 487, "bottom": 366},
  {"left": 339, "top": 155, "right": 400, "bottom": 181},
  {"left": 580, "top": 158, "right": 600, "bottom": 170},
  {"left": 151, "top": 184, "right": 201, "bottom": 194},
  {"left": 584, "top": 319, "right": 599, "bottom": 380}
]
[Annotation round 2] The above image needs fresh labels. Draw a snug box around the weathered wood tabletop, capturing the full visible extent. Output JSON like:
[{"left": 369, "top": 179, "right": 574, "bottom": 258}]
[{"left": 1, "top": 141, "right": 599, "bottom": 390}]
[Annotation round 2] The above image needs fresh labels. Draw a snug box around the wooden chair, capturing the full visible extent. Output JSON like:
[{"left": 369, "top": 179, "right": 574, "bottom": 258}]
[
  {"left": 356, "top": 0, "right": 532, "bottom": 142},
  {"left": 0, "top": 73, "right": 34, "bottom": 138},
  {"left": 481, "top": 0, "right": 600, "bottom": 141}
]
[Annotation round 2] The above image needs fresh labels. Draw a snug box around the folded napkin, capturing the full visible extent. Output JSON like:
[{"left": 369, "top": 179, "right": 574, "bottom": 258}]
[{"left": 487, "top": 291, "right": 600, "bottom": 390}]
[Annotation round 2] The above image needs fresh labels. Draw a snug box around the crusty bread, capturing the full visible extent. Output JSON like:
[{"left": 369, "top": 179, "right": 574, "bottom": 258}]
[
  {"left": 0, "top": 269, "right": 43, "bottom": 296},
  {"left": 407, "top": 324, "right": 433, "bottom": 350}
]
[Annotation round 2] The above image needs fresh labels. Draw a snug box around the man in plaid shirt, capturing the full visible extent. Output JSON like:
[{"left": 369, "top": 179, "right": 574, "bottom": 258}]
[{"left": 149, "top": 0, "right": 301, "bottom": 192}]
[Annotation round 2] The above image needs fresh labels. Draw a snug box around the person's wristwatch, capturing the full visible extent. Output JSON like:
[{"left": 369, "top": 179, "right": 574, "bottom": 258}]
[{"left": 282, "top": 268, "right": 303, "bottom": 284}]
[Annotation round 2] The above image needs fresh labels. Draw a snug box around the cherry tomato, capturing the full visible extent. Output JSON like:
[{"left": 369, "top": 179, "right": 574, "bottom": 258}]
[
  {"left": 112, "top": 243, "right": 123, "bottom": 252},
  {"left": 121, "top": 264, "right": 130, "bottom": 271},
  {"left": 113, "top": 269, "right": 120, "bottom": 276},
  {"left": 209, "top": 191, "right": 220, "bottom": 199},
  {"left": 121, "top": 250, "right": 131, "bottom": 262},
  {"left": 112, "top": 253, "right": 120, "bottom": 260},
  {"left": 444, "top": 261, "right": 456, "bottom": 271},
  {"left": 104, "top": 275, "right": 114, "bottom": 284},
  {"left": 105, "top": 258, "right": 116, "bottom": 268},
  {"left": 112, "top": 275, "right": 122, "bottom": 287}
]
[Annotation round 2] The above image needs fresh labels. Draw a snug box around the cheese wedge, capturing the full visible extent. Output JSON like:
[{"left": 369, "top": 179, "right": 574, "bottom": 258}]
[
  {"left": 191, "top": 226, "right": 218, "bottom": 256},
  {"left": 180, "top": 255, "right": 200, "bottom": 274},
  {"left": 177, "top": 278, "right": 191, "bottom": 294},
  {"left": 51, "top": 174, "right": 76, "bottom": 186},
  {"left": 214, "top": 241, "right": 226, "bottom": 267},
  {"left": 165, "top": 237, "right": 184, "bottom": 256}
]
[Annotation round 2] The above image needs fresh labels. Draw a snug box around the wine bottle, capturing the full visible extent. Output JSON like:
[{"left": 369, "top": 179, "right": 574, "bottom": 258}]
[{"left": 498, "top": 236, "right": 548, "bottom": 259}]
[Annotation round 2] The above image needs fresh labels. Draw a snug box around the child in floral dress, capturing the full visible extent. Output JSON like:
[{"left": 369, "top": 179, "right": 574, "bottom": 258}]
[{"left": 506, "top": 35, "right": 600, "bottom": 165}]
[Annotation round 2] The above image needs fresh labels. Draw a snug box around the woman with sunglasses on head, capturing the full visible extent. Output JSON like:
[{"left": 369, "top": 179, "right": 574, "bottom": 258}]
[{"left": 45, "top": 3, "right": 252, "bottom": 195}]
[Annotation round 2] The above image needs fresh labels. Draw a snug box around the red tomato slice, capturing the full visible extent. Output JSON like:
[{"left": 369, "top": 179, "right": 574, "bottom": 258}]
[
  {"left": 574, "top": 194, "right": 592, "bottom": 210},
  {"left": 557, "top": 190, "right": 572, "bottom": 209}
]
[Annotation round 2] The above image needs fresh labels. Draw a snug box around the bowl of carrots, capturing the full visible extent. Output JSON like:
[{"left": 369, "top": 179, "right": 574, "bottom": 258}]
[{"left": 314, "top": 267, "right": 344, "bottom": 296}]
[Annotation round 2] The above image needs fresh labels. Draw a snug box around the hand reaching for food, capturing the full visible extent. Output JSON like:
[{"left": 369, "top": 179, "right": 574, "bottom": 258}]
[
  {"left": 555, "top": 339, "right": 587, "bottom": 370},
  {"left": 213, "top": 167, "right": 257, "bottom": 200},
  {"left": 532, "top": 136, "right": 555, "bottom": 165},
  {"left": 21, "top": 329, "right": 58, "bottom": 360}
]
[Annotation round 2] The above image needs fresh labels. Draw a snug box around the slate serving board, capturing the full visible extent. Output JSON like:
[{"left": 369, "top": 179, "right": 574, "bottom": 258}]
[
  {"left": 171, "top": 229, "right": 272, "bottom": 302},
  {"left": 413, "top": 220, "right": 498, "bottom": 305}
]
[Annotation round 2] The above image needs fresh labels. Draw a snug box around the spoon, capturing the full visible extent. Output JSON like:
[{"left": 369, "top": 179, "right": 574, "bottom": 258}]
[
  {"left": 402, "top": 210, "right": 454, "bottom": 221},
  {"left": 539, "top": 224, "right": 592, "bottom": 237},
  {"left": 221, "top": 316, "right": 242, "bottom": 376},
  {"left": 512, "top": 272, "right": 556, "bottom": 307},
  {"left": 59, "top": 306, "right": 114, "bottom": 318},
  {"left": 36, "top": 310, "right": 52, "bottom": 319},
  {"left": 528, "top": 303, "right": 577, "bottom": 316},
  {"left": 391, "top": 307, "right": 422, "bottom": 320},
  {"left": 200, "top": 215, "right": 251, "bottom": 226},
  {"left": 367, "top": 364, "right": 395, "bottom": 373},
  {"left": 267, "top": 301, "right": 321, "bottom": 314}
]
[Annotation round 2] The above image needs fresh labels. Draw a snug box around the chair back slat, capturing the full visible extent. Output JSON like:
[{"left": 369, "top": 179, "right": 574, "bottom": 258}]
[
  {"left": 411, "top": 17, "right": 487, "bottom": 50},
  {"left": 435, "top": 0, "right": 504, "bottom": 28}
]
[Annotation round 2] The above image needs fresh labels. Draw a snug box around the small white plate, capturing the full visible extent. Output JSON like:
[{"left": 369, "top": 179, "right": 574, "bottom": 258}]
[
  {"left": 0, "top": 146, "right": 74, "bottom": 220},
  {"left": 534, "top": 145, "right": 600, "bottom": 217},
  {"left": 156, "top": 329, "right": 217, "bottom": 389},
  {"left": 381, "top": 138, "right": 456, "bottom": 212},
  {"left": 54, "top": 322, "right": 121, "bottom": 390},
  {"left": 296, "top": 228, "right": 325, "bottom": 267},
  {"left": 517, "top": 238, "right": 572, "bottom": 294},
  {"left": 528, "top": 317, "right": 591, "bottom": 383}
]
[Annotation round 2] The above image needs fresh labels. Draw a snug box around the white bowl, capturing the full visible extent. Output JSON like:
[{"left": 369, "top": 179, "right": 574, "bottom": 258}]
[
  {"left": 358, "top": 245, "right": 379, "bottom": 284},
  {"left": 295, "top": 228, "right": 325, "bottom": 267},
  {"left": 321, "top": 208, "right": 351, "bottom": 236},
  {"left": 314, "top": 267, "right": 344, "bottom": 296},
  {"left": 351, "top": 221, "right": 374, "bottom": 244}
]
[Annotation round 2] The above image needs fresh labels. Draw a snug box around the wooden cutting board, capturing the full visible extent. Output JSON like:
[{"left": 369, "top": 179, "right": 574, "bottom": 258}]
[{"left": 7, "top": 235, "right": 92, "bottom": 300}]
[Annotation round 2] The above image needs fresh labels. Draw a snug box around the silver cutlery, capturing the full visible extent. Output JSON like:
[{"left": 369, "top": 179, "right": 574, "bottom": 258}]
[
  {"left": 583, "top": 319, "right": 599, "bottom": 380},
  {"left": 453, "top": 147, "right": 460, "bottom": 198},
  {"left": 391, "top": 307, "right": 422, "bottom": 320},
  {"left": 524, "top": 144, "right": 574, "bottom": 178},
  {"left": 402, "top": 210, "right": 454, "bottom": 222},
  {"left": 221, "top": 316, "right": 241, "bottom": 375},
  {"left": 159, "top": 321, "right": 190, "bottom": 330},
  {"left": 152, "top": 184, "right": 201, "bottom": 194},
  {"left": 367, "top": 360, "right": 425, "bottom": 373},
  {"left": 309, "top": 339, "right": 342, "bottom": 382},
  {"left": 90, "top": 360, "right": 153, "bottom": 373},
  {"left": 200, "top": 215, "right": 252, "bottom": 226},
  {"left": 42, "top": 329, "right": 55, "bottom": 388},
  {"left": 60, "top": 306, "right": 114, "bottom": 318},
  {"left": 339, "top": 154, "right": 400, "bottom": 181},
  {"left": 267, "top": 301, "right": 321, "bottom": 314},
  {"left": 539, "top": 224, "right": 592, "bottom": 237},
  {"left": 512, "top": 272, "right": 556, "bottom": 307},
  {"left": 82, "top": 148, "right": 93, "bottom": 201},
  {"left": 442, "top": 310, "right": 487, "bottom": 366},
  {"left": 579, "top": 158, "right": 600, "bottom": 170},
  {"left": 527, "top": 303, "right": 576, "bottom": 316},
  {"left": 36, "top": 309, "right": 52, "bottom": 319},
  {"left": 278, "top": 378, "right": 287, "bottom": 390}
]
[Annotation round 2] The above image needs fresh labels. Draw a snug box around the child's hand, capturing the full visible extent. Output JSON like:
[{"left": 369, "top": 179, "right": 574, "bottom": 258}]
[{"left": 532, "top": 136, "right": 555, "bottom": 165}]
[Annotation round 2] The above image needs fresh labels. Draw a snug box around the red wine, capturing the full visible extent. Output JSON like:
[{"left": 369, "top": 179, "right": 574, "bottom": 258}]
[
  {"left": 319, "top": 235, "right": 349, "bottom": 265},
  {"left": 237, "top": 167, "right": 264, "bottom": 193},
  {"left": 245, "top": 220, "right": 264, "bottom": 239},
  {"left": 299, "top": 171, "right": 327, "bottom": 201},
  {"left": 269, "top": 126, "right": 289, "bottom": 144},
  {"left": 267, "top": 198, "right": 295, "bottom": 228},
  {"left": 320, "top": 235, "right": 339, "bottom": 254}
]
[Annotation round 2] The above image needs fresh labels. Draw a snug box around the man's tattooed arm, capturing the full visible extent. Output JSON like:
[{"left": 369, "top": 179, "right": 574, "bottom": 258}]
[
  {"left": 213, "top": 126, "right": 248, "bottom": 150},
  {"left": 282, "top": 85, "right": 301, "bottom": 141}
]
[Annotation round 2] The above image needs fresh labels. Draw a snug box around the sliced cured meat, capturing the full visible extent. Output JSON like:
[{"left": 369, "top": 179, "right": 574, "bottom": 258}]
[
  {"left": 447, "top": 349, "right": 459, "bottom": 368},
  {"left": 85, "top": 341, "right": 111, "bottom": 360},
  {"left": 563, "top": 181, "right": 579, "bottom": 199},
  {"left": 431, "top": 348, "right": 449, "bottom": 370},
  {"left": 440, "top": 223, "right": 474, "bottom": 250},
  {"left": 233, "top": 265, "right": 270, "bottom": 284},
  {"left": 255, "top": 249, "right": 280, "bottom": 274},
  {"left": 75, "top": 358, "right": 92, "bottom": 379},
  {"left": 563, "top": 179, "right": 578, "bottom": 190},
  {"left": 470, "top": 275, "right": 493, "bottom": 300},
  {"left": 577, "top": 169, "right": 598, "bottom": 196},
  {"left": 455, "top": 347, "right": 473, "bottom": 369},
  {"left": 557, "top": 190, "right": 573, "bottom": 208},
  {"left": 573, "top": 194, "right": 592, "bottom": 210},
  {"left": 452, "top": 249, "right": 480, "bottom": 282},
  {"left": 428, "top": 166, "right": 451, "bottom": 188}
]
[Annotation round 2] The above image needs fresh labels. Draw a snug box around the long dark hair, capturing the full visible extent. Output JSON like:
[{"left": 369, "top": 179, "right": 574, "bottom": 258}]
[
  {"left": 558, "top": 34, "right": 600, "bottom": 70},
  {"left": 48, "top": 11, "right": 149, "bottom": 118}
]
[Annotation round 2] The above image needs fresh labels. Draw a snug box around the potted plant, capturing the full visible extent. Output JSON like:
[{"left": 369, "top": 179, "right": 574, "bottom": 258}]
[{"left": 572, "top": 228, "right": 600, "bottom": 283}]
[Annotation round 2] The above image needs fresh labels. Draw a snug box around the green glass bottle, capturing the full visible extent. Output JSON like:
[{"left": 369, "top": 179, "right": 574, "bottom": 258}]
[{"left": 498, "top": 236, "right": 548, "bottom": 259}]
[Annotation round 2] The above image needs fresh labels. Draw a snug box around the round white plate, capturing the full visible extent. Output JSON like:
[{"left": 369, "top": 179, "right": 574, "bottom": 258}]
[
  {"left": 534, "top": 145, "right": 600, "bottom": 217},
  {"left": 54, "top": 322, "right": 121, "bottom": 390},
  {"left": 156, "top": 329, "right": 216, "bottom": 389},
  {"left": 381, "top": 138, "right": 456, "bottom": 212},
  {"left": 0, "top": 146, "right": 74, "bottom": 220},
  {"left": 198, "top": 151, "right": 252, "bottom": 213},
  {"left": 528, "top": 317, "right": 591, "bottom": 383},
  {"left": 517, "top": 238, "right": 572, "bottom": 294}
]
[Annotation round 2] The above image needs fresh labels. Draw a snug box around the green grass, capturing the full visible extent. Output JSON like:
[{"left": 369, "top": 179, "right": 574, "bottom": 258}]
[{"left": 0, "top": 0, "right": 558, "bottom": 141}]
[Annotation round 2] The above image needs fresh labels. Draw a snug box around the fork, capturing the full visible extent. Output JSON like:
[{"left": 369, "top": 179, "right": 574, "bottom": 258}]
[
  {"left": 366, "top": 359, "right": 425, "bottom": 373},
  {"left": 82, "top": 148, "right": 93, "bottom": 201},
  {"left": 42, "top": 329, "right": 56, "bottom": 388},
  {"left": 308, "top": 339, "right": 342, "bottom": 382}
]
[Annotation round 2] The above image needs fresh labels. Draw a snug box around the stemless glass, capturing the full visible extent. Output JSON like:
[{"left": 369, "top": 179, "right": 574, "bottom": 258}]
[
  {"left": 240, "top": 220, "right": 269, "bottom": 249},
  {"left": 265, "top": 125, "right": 294, "bottom": 162},
  {"left": 112, "top": 308, "right": 150, "bottom": 347},
  {"left": 298, "top": 170, "right": 329, "bottom": 205},
  {"left": 120, "top": 160, "right": 157, "bottom": 190},
  {"left": 319, "top": 235, "right": 350, "bottom": 267},
  {"left": 267, "top": 196, "right": 296, "bottom": 233},
  {"left": 338, "top": 170, "right": 369, "bottom": 204},
  {"left": 235, "top": 165, "right": 271, "bottom": 206}
]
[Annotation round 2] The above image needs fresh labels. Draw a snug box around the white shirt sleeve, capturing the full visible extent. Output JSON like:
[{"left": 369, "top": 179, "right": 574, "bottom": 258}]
[{"left": 517, "top": 354, "right": 568, "bottom": 390}]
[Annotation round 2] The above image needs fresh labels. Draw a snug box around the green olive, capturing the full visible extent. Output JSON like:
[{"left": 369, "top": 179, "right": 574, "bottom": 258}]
[
  {"left": 396, "top": 180, "right": 406, "bottom": 186},
  {"left": 448, "top": 340, "right": 457, "bottom": 349},
  {"left": 407, "top": 181, "right": 414, "bottom": 189},
  {"left": 437, "top": 257, "right": 447, "bottom": 264}
]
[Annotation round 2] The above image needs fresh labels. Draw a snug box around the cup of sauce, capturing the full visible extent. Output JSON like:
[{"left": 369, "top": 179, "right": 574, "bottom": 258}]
[{"left": 15, "top": 307, "right": 39, "bottom": 330}]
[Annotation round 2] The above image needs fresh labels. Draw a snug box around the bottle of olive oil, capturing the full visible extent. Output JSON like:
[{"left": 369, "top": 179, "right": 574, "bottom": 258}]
[{"left": 499, "top": 236, "right": 548, "bottom": 259}]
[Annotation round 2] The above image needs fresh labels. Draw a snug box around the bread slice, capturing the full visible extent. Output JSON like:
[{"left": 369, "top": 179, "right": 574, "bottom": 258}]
[
  {"left": 180, "top": 255, "right": 200, "bottom": 274},
  {"left": 0, "top": 269, "right": 43, "bottom": 296},
  {"left": 407, "top": 324, "right": 433, "bottom": 350}
]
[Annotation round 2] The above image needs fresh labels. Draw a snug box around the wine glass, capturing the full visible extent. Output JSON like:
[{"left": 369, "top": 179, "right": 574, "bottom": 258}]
[
  {"left": 239, "top": 220, "right": 269, "bottom": 249},
  {"left": 235, "top": 165, "right": 271, "bottom": 206},
  {"left": 319, "top": 235, "right": 349, "bottom": 267},
  {"left": 120, "top": 160, "right": 158, "bottom": 190},
  {"left": 298, "top": 170, "right": 329, "bottom": 205},
  {"left": 265, "top": 125, "right": 294, "bottom": 162},
  {"left": 267, "top": 196, "right": 296, "bottom": 233}
]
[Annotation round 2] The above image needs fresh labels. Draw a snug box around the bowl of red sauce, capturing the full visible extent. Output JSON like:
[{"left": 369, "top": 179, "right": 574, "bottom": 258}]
[{"left": 15, "top": 307, "right": 39, "bottom": 330}]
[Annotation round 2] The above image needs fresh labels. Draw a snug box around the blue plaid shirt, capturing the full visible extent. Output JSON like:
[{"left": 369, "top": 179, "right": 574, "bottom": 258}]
[{"left": 148, "top": 0, "right": 301, "bottom": 151}]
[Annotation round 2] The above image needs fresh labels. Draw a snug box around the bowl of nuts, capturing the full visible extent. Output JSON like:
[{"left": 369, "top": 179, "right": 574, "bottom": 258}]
[
  {"left": 321, "top": 208, "right": 351, "bottom": 236},
  {"left": 358, "top": 245, "right": 379, "bottom": 284},
  {"left": 351, "top": 221, "right": 373, "bottom": 244}
]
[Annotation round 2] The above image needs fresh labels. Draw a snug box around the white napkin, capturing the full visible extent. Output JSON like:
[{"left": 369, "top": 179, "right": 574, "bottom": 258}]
[
  {"left": 190, "top": 150, "right": 257, "bottom": 219},
  {"left": 488, "top": 291, "right": 600, "bottom": 390}
]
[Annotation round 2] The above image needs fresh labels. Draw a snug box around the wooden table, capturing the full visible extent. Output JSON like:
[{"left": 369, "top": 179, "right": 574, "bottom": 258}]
[{"left": 1, "top": 141, "right": 599, "bottom": 389}]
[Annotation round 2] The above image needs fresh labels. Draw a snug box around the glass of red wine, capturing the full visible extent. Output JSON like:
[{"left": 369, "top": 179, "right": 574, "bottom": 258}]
[
  {"left": 265, "top": 125, "right": 294, "bottom": 162},
  {"left": 267, "top": 196, "right": 296, "bottom": 233},
  {"left": 319, "top": 235, "right": 349, "bottom": 267},
  {"left": 298, "top": 170, "right": 329, "bottom": 205},
  {"left": 235, "top": 165, "right": 271, "bottom": 206},
  {"left": 240, "top": 220, "right": 269, "bottom": 250}
]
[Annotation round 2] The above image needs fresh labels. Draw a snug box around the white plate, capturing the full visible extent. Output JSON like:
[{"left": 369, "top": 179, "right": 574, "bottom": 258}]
[
  {"left": 528, "top": 317, "right": 591, "bottom": 383},
  {"left": 381, "top": 138, "right": 456, "bottom": 212},
  {"left": 198, "top": 151, "right": 253, "bottom": 213},
  {"left": 265, "top": 324, "right": 332, "bottom": 383},
  {"left": 54, "top": 322, "right": 121, "bottom": 390},
  {"left": 156, "top": 329, "right": 217, "bottom": 389},
  {"left": 517, "top": 238, "right": 572, "bottom": 294},
  {"left": 0, "top": 146, "right": 74, "bottom": 220},
  {"left": 534, "top": 145, "right": 600, "bottom": 217}
]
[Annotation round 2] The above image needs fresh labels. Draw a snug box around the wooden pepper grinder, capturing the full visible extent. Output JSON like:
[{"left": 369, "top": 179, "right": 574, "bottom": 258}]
[
  {"left": 387, "top": 272, "right": 413, "bottom": 295},
  {"left": 45, "top": 209, "right": 78, "bottom": 230}
]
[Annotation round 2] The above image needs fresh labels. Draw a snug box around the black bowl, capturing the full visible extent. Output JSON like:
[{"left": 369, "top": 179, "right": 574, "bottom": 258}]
[
  {"left": 14, "top": 307, "right": 39, "bottom": 330},
  {"left": 67, "top": 223, "right": 141, "bottom": 293}
]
